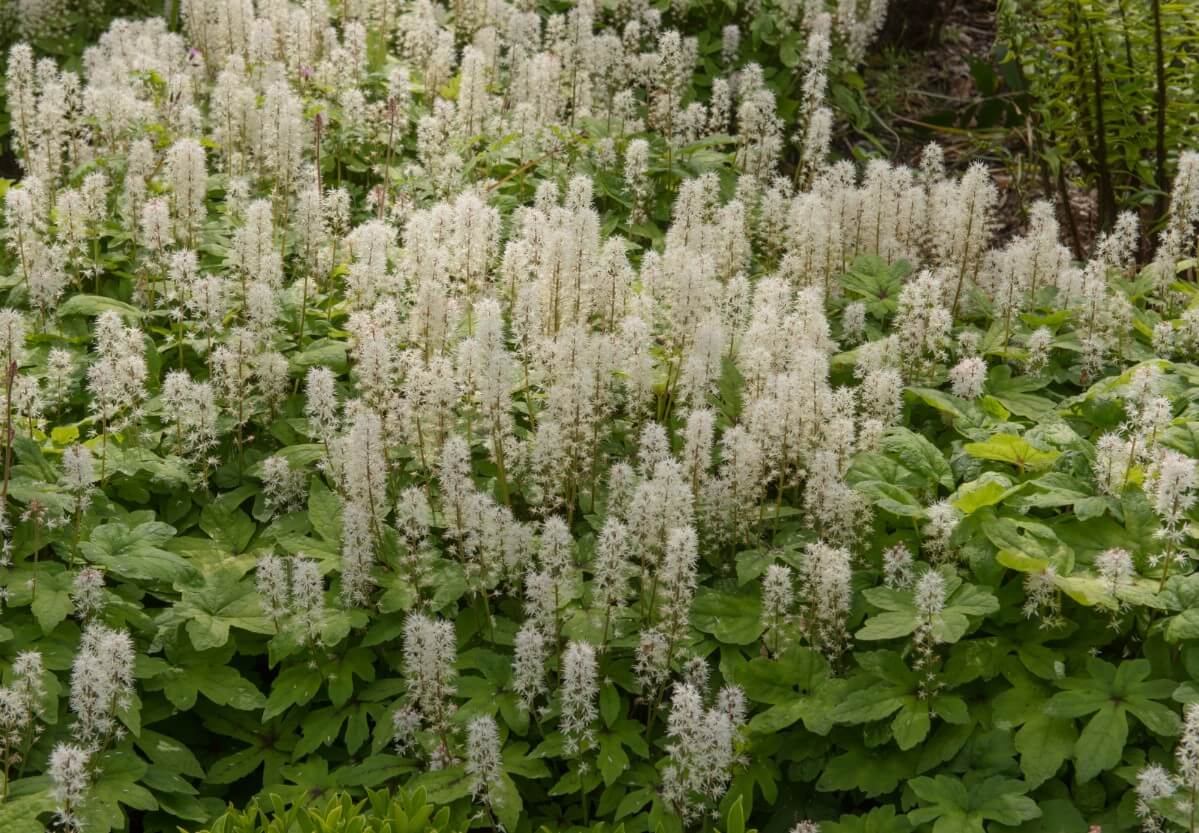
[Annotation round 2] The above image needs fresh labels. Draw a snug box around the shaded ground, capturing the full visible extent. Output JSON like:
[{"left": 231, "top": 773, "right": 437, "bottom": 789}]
[{"left": 846, "top": 0, "right": 1098, "bottom": 250}]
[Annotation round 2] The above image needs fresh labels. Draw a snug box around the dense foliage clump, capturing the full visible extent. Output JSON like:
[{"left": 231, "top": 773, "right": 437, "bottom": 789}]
[
  {"left": 1, "top": 2, "right": 1199, "bottom": 833},
  {"left": 200, "top": 787, "right": 467, "bottom": 833}
]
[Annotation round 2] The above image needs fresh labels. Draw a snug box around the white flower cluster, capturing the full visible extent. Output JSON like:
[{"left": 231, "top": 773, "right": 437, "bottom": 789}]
[
  {"left": 661, "top": 680, "right": 747, "bottom": 822},
  {"left": 0, "top": 650, "right": 45, "bottom": 774}
]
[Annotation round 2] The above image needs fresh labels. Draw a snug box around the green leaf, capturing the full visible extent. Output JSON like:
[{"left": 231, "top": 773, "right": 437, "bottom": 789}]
[
  {"left": 739, "top": 648, "right": 839, "bottom": 735},
  {"left": 502, "top": 743, "right": 549, "bottom": 780},
  {"left": 725, "top": 796, "right": 745, "bottom": 833},
  {"left": 952, "top": 473, "right": 1021, "bottom": 514},
  {"left": 615, "top": 787, "right": 654, "bottom": 821},
  {"left": 985, "top": 366, "right": 1056, "bottom": 420},
  {"left": 818, "top": 746, "right": 917, "bottom": 797},
  {"left": 892, "top": 700, "right": 931, "bottom": 750},
  {"left": 295, "top": 706, "right": 347, "bottom": 755},
  {"left": 882, "top": 426, "right": 955, "bottom": 490},
  {"left": 308, "top": 477, "right": 342, "bottom": 543},
  {"left": 834, "top": 687, "right": 906, "bottom": 725},
  {"left": 251, "top": 444, "right": 325, "bottom": 474},
  {"left": 1014, "top": 713, "right": 1075, "bottom": 788},
  {"left": 57, "top": 294, "right": 144, "bottom": 319},
  {"left": 206, "top": 747, "right": 265, "bottom": 784},
  {"left": 946, "top": 583, "right": 1001, "bottom": 617},
  {"left": 82, "top": 522, "right": 198, "bottom": 585},
  {"left": 964, "top": 433, "right": 1060, "bottom": 472},
  {"left": 1045, "top": 657, "right": 1178, "bottom": 781},
  {"left": 857, "top": 610, "right": 919, "bottom": 640},
  {"left": 841, "top": 255, "right": 910, "bottom": 318},
  {"left": 327, "top": 647, "right": 376, "bottom": 707},
  {"left": 492, "top": 772, "right": 523, "bottom": 833},
  {"left": 290, "top": 340, "right": 348, "bottom": 373},
  {"left": 263, "top": 664, "right": 324, "bottom": 720},
  {"left": 600, "top": 683, "right": 621, "bottom": 727},
  {"left": 31, "top": 569, "right": 74, "bottom": 633},
  {"left": 908, "top": 775, "right": 1040, "bottom": 833},
  {"left": 1125, "top": 696, "right": 1182, "bottom": 737},
  {"left": 858, "top": 572, "right": 996, "bottom": 644},
  {"left": 1055, "top": 575, "right": 1112, "bottom": 607},
  {"left": 159, "top": 662, "right": 265, "bottom": 711},
  {"left": 410, "top": 765, "right": 473, "bottom": 805},
  {"left": 597, "top": 733, "right": 629, "bottom": 786},
  {"left": 906, "top": 387, "right": 986, "bottom": 431},
  {"left": 0, "top": 791, "right": 56, "bottom": 833},
  {"left": 716, "top": 355, "right": 744, "bottom": 422},
  {"left": 691, "top": 588, "right": 763, "bottom": 645},
  {"left": 156, "top": 567, "right": 274, "bottom": 651},
  {"left": 80, "top": 749, "right": 157, "bottom": 833},
  {"left": 135, "top": 729, "right": 206, "bottom": 779},
  {"left": 1072, "top": 703, "right": 1127, "bottom": 782},
  {"left": 333, "top": 754, "right": 413, "bottom": 788},
  {"left": 200, "top": 499, "right": 256, "bottom": 554},
  {"left": 856, "top": 480, "right": 925, "bottom": 517},
  {"left": 427, "top": 561, "right": 468, "bottom": 611},
  {"left": 995, "top": 548, "right": 1049, "bottom": 573},
  {"left": 822, "top": 806, "right": 913, "bottom": 833}
]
